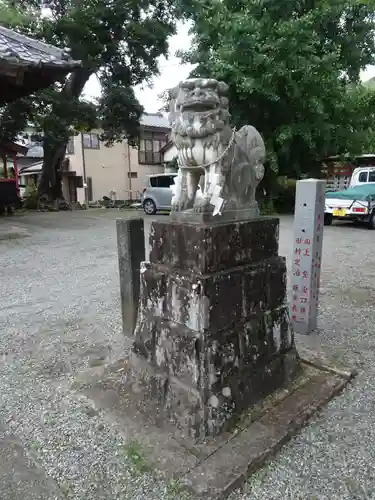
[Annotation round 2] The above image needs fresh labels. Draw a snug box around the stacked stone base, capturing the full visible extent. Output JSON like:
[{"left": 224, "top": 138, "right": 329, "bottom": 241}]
[{"left": 133, "top": 218, "right": 299, "bottom": 439}]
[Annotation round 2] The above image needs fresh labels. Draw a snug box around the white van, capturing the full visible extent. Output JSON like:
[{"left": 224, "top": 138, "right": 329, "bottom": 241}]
[{"left": 349, "top": 167, "right": 375, "bottom": 188}]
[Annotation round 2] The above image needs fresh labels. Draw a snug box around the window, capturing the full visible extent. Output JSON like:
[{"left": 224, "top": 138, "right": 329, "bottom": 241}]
[
  {"left": 369, "top": 171, "right": 375, "bottom": 182},
  {"left": 150, "top": 175, "right": 176, "bottom": 188},
  {"left": 359, "top": 171, "right": 368, "bottom": 182},
  {"left": 83, "top": 133, "right": 100, "bottom": 149},
  {"left": 128, "top": 172, "right": 138, "bottom": 178},
  {"left": 138, "top": 131, "right": 168, "bottom": 164},
  {"left": 66, "top": 137, "right": 74, "bottom": 154}
]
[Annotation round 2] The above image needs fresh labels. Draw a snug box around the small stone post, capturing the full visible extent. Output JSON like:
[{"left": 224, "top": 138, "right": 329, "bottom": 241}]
[
  {"left": 116, "top": 218, "right": 145, "bottom": 336},
  {"left": 291, "top": 179, "right": 326, "bottom": 334}
]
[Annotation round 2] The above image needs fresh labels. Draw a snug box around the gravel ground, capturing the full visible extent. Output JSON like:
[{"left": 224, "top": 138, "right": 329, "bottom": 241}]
[{"left": 0, "top": 210, "right": 375, "bottom": 499}]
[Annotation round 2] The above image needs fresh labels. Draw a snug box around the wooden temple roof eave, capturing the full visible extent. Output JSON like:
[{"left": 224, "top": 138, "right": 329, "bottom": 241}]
[
  {"left": 0, "top": 25, "right": 82, "bottom": 104},
  {"left": 0, "top": 140, "right": 28, "bottom": 156},
  {"left": 0, "top": 66, "right": 80, "bottom": 105},
  {"left": 0, "top": 56, "right": 81, "bottom": 73}
]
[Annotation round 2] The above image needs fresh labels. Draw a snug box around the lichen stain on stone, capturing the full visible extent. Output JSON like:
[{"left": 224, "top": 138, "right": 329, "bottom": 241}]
[
  {"left": 155, "top": 331, "right": 166, "bottom": 368},
  {"left": 209, "top": 395, "right": 220, "bottom": 408},
  {"left": 285, "top": 315, "right": 294, "bottom": 348},
  {"left": 149, "top": 225, "right": 156, "bottom": 257},
  {"left": 189, "top": 346, "right": 200, "bottom": 387},
  {"left": 273, "top": 323, "right": 281, "bottom": 351},
  {"left": 171, "top": 280, "right": 183, "bottom": 325},
  {"left": 222, "top": 386, "right": 231, "bottom": 398},
  {"left": 140, "top": 261, "right": 150, "bottom": 274},
  {"left": 186, "top": 293, "right": 202, "bottom": 332}
]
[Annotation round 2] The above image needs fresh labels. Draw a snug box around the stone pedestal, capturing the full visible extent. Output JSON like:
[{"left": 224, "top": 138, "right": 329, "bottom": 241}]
[{"left": 133, "top": 217, "right": 299, "bottom": 439}]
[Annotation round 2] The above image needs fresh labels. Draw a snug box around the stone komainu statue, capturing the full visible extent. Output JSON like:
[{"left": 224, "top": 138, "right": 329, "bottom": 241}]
[{"left": 169, "top": 78, "right": 266, "bottom": 219}]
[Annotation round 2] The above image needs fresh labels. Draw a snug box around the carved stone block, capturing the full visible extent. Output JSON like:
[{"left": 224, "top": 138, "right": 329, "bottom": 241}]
[
  {"left": 133, "top": 218, "right": 300, "bottom": 439},
  {"left": 150, "top": 218, "right": 279, "bottom": 274}
]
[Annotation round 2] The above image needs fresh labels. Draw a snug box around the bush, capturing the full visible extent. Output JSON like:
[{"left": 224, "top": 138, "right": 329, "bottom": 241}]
[
  {"left": 259, "top": 198, "right": 276, "bottom": 215},
  {"left": 23, "top": 182, "right": 39, "bottom": 209},
  {"left": 258, "top": 177, "right": 297, "bottom": 214},
  {"left": 273, "top": 177, "right": 296, "bottom": 214}
]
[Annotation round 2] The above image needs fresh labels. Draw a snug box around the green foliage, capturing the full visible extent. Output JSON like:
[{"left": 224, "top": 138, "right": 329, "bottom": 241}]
[
  {"left": 122, "top": 441, "right": 151, "bottom": 475},
  {"left": 350, "top": 84, "right": 375, "bottom": 152},
  {"left": 258, "top": 177, "right": 296, "bottom": 214},
  {"left": 0, "top": 0, "right": 179, "bottom": 198},
  {"left": 0, "top": 97, "right": 35, "bottom": 143},
  {"left": 166, "top": 478, "right": 192, "bottom": 499},
  {"left": 0, "top": 1, "right": 30, "bottom": 26},
  {"left": 98, "top": 78, "right": 142, "bottom": 147},
  {"left": 166, "top": 155, "right": 178, "bottom": 171},
  {"left": 273, "top": 178, "right": 297, "bottom": 214},
  {"left": 175, "top": 0, "right": 375, "bottom": 177},
  {"left": 259, "top": 198, "right": 276, "bottom": 216}
]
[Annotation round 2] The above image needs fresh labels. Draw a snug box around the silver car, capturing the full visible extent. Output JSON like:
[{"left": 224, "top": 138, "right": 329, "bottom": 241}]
[
  {"left": 142, "top": 173, "right": 178, "bottom": 215},
  {"left": 142, "top": 173, "right": 204, "bottom": 215}
]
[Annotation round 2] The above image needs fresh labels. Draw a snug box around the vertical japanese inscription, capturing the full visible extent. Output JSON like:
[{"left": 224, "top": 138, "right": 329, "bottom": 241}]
[{"left": 291, "top": 180, "right": 326, "bottom": 334}]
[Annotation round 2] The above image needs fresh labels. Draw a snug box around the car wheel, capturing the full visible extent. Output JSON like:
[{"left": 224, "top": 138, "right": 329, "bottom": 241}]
[
  {"left": 324, "top": 213, "right": 333, "bottom": 226},
  {"left": 368, "top": 210, "right": 375, "bottom": 230},
  {"left": 143, "top": 198, "right": 157, "bottom": 215}
]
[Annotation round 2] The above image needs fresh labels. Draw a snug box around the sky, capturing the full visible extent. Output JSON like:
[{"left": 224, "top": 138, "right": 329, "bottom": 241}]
[{"left": 82, "top": 22, "right": 195, "bottom": 113}]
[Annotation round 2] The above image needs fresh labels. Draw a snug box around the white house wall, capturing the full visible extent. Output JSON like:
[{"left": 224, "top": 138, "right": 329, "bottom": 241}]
[{"left": 163, "top": 145, "right": 177, "bottom": 163}]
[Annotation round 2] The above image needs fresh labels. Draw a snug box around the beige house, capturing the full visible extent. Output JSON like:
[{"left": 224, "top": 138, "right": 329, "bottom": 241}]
[
  {"left": 19, "top": 113, "right": 171, "bottom": 204},
  {"left": 68, "top": 112, "right": 170, "bottom": 203}
]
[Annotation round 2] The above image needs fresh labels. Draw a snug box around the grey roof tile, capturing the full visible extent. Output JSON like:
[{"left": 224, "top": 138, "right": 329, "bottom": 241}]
[
  {"left": 0, "top": 25, "right": 81, "bottom": 69},
  {"left": 19, "top": 160, "right": 43, "bottom": 174},
  {"left": 140, "top": 113, "right": 170, "bottom": 129}
]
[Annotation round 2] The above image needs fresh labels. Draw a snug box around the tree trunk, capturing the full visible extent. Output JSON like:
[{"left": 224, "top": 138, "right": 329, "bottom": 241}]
[
  {"left": 38, "top": 68, "right": 92, "bottom": 202},
  {"left": 38, "top": 141, "right": 66, "bottom": 202}
]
